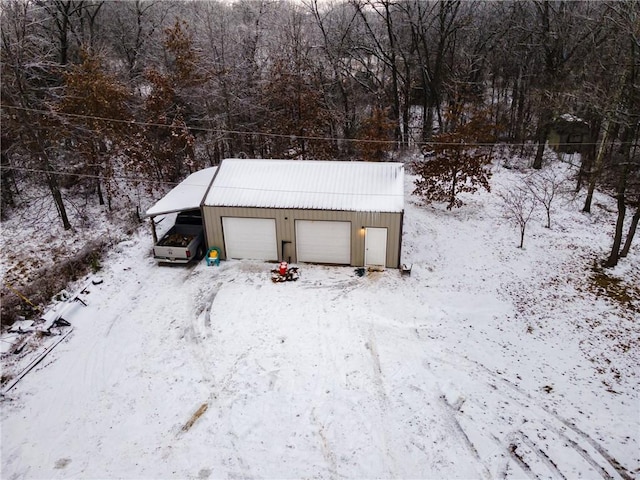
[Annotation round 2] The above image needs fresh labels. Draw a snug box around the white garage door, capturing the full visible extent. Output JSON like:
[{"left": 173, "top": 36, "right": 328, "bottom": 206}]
[
  {"left": 222, "top": 217, "right": 278, "bottom": 261},
  {"left": 296, "top": 220, "right": 351, "bottom": 264}
]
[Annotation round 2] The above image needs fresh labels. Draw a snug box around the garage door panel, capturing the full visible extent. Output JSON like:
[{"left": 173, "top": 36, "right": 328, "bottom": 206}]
[
  {"left": 296, "top": 220, "right": 351, "bottom": 264},
  {"left": 223, "top": 217, "right": 277, "bottom": 261}
]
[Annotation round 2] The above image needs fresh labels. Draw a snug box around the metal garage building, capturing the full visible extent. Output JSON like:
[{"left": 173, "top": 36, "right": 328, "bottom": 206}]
[{"left": 202, "top": 159, "right": 404, "bottom": 269}]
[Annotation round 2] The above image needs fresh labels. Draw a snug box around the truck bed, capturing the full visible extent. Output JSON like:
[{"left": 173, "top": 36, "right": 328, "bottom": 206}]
[{"left": 157, "top": 232, "right": 197, "bottom": 248}]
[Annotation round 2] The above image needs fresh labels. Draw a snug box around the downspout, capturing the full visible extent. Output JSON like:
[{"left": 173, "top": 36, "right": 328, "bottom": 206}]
[{"left": 397, "top": 211, "right": 404, "bottom": 269}]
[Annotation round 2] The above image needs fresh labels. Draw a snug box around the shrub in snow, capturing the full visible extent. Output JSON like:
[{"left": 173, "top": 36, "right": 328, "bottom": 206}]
[{"left": 413, "top": 107, "right": 494, "bottom": 209}]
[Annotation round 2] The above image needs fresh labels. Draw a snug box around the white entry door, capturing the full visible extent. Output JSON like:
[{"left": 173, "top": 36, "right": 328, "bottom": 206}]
[
  {"left": 222, "top": 217, "right": 278, "bottom": 261},
  {"left": 296, "top": 220, "right": 351, "bottom": 264},
  {"left": 365, "top": 227, "right": 387, "bottom": 268}
]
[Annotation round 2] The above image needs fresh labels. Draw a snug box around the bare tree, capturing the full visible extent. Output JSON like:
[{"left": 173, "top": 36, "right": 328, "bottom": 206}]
[
  {"left": 308, "top": 0, "right": 361, "bottom": 157},
  {"left": 620, "top": 202, "right": 640, "bottom": 258},
  {"left": 529, "top": 1, "right": 608, "bottom": 170},
  {"left": 525, "top": 166, "right": 567, "bottom": 229},
  {"left": 588, "top": 1, "right": 640, "bottom": 267},
  {"left": 604, "top": 116, "right": 640, "bottom": 267},
  {"left": 103, "top": 0, "right": 171, "bottom": 82},
  {"left": 406, "top": 0, "right": 464, "bottom": 140},
  {"left": 1, "top": 0, "right": 72, "bottom": 229},
  {"left": 499, "top": 183, "right": 538, "bottom": 249}
]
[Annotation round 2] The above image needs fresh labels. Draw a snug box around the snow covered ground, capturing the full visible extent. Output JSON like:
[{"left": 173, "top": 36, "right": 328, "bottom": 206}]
[{"left": 1, "top": 160, "right": 638, "bottom": 479}]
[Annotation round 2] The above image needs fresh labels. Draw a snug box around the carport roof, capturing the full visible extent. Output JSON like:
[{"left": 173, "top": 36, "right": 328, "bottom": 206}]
[
  {"left": 144, "top": 167, "right": 217, "bottom": 217},
  {"left": 203, "top": 159, "right": 404, "bottom": 213}
]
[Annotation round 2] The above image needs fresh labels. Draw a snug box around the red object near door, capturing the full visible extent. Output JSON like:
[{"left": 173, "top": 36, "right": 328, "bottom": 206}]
[{"left": 279, "top": 262, "right": 288, "bottom": 275}]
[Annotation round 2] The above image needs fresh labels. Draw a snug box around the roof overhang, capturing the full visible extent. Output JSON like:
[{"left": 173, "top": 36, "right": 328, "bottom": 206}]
[{"left": 144, "top": 167, "right": 218, "bottom": 217}]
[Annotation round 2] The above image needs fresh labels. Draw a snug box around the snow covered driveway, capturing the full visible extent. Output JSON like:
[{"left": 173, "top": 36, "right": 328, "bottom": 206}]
[{"left": 2, "top": 171, "right": 638, "bottom": 479}]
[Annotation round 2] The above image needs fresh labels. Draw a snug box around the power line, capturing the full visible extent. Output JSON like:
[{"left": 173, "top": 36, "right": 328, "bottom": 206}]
[
  {"left": 1, "top": 104, "right": 613, "bottom": 148},
  {"left": 5, "top": 104, "right": 405, "bottom": 145},
  {"left": 0, "top": 165, "right": 180, "bottom": 186},
  {"left": 1, "top": 165, "right": 406, "bottom": 198}
]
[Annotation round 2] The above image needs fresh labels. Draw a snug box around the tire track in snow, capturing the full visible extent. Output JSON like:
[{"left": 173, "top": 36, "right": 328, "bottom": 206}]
[
  {"left": 517, "top": 431, "right": 567, "bottom": 480},
  {"left": 426, "top": 349, "right": 631, "bottom": 480},
  {"left": 311, "top": 407, "right": 339, "bottom": 479},
  {"left": 485, "top": 370, "right": 632, "bottom": 480},
  {"left": 365, "top": 328, "right": 388, "bottom": 407},
  {"left": 167, "top": 273, "right": 255, "bottom": 479},
  {"left": 504, "top": 435, "right": 537, "bottom": 480},
  {"left": 502, "top": 430, "right": 571, "bottom": 480},
  {"left": 540, "top": 420, "right": 615, "bottom": 480},
  {"left": 190, "top": 278, "right": 257, "bottom": 476},
  {"left": 364, "top": 326, "right": 399, "bottom": 478},
  {"left": 439, "top": 394, "right": 492, "bottom": 479}
]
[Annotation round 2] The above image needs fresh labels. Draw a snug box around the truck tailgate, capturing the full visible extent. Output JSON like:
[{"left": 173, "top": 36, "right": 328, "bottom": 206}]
[{"left": 153, "top": 244, "right": 192, "bottom": 262}]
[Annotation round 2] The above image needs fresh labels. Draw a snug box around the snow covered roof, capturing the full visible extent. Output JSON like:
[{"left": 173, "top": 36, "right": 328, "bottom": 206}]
[
  {"left": 144, "top": 167, "right": 217, "bottom": 217},
  {"left": 559, "top": 113, "right": 588, "bottom": 125},
  {"left": 203, "top": 159, "right": 404, "bottom": 213}
]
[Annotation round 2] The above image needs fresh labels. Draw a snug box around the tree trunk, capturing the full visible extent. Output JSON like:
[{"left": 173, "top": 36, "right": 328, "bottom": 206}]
[
  {"left": 532, "top": 137, "right": 546, "bottom": 170},
  {"left": 575, "top": 119, "right": 599, "bottom": 192},
  {"left": 47, "top": 172, "right": 71, "bottom": 230},
  {"left": 1, "top": 151, "right": 15, "bottom": 213},
  {"left": 382, "top": 2, "right": 402, "bottom": 147},
  {"left": 584, "top": 58, "right": 631, "bottom": 212},
  {"left": 605, "top": 137, "right": 633, "bottom": 267},
  {"left": 96, "top": 175, "right": 105, "bottom": 206},
  {"left": 402, "top": 69, "right": 411, "bottom": 148},
  {"left": 605, "top": 190, "right": 627, "bottom": 268},
  {"left": 583, "top": 119, "right": 611, "bottom": 213},
  {"left": 513, "top": 70, "right": 528, "bottom": 143},
  {"left": 41, "top": 154, "right": 71, "bottom": 230},
  {"left": 448, "top": 170, "right": 458, "bottom": 209},
  {"left": 532, "top": 108, "right": 551, "bottom": 169},
  {"left": 545, "top": 208, "right": 551, "bottom": 229},
  {"left": 33, "top": 127, "right": 72, "bottom": 230},
  {"left": 620, "top": 206, "right": 639, "bottom": 258}
]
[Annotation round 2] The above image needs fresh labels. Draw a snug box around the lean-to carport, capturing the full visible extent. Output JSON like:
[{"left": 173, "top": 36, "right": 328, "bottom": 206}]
[{"left": 144, "top": 167, "right": 217, "bottom": 243}]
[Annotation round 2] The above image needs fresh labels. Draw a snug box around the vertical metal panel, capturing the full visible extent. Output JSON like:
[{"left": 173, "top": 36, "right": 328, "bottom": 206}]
[{"left": 202, "top": 206, "right": 403, "bottom": 267}]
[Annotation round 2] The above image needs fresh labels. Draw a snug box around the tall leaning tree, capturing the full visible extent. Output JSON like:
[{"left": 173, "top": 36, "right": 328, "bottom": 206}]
[
  {"left": 602, "top": 0, "right": 640, "bottom": 267},
  {"left": 1, "top": 0, "right": 72, "bottom": 229}
]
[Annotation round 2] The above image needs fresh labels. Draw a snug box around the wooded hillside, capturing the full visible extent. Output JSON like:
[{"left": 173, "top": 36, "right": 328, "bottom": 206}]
[{"left": 1, "top": 0, "right": 638, "bottom": 263}]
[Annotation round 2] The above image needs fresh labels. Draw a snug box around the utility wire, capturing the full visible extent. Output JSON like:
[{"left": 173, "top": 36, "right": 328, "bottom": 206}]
[
  {"left": 5, "top": 104, "right": 405, "bottom": 145},
  {"left": 0, "top": 165, "right": 180, "bottom": 186},
  {"left": 1, "top": 104, "right": 611, "bottom": 147},
  {"left": 1, "top": 165, "right": 404, "bottom": 197}
]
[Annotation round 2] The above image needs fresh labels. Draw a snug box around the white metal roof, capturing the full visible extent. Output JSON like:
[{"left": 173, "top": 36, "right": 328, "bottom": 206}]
[
  {"left": 144, "top": 167, "right": 217, "bottom": 217},
  {"left": 559, "top": 113, "right": 588, "bottom": 124},
  {"left": 204, "top": 159, "right": 404, "bottom": 213}
]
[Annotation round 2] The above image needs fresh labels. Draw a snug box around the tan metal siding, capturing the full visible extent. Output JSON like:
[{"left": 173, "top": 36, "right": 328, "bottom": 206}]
[{"left": 203, "top": 206, "right": 402, "bottom": 268}]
